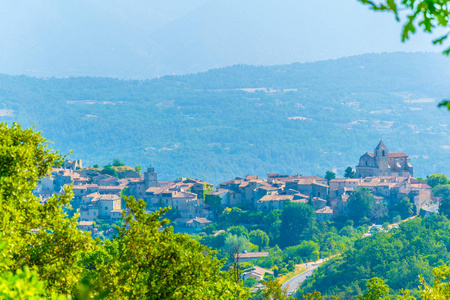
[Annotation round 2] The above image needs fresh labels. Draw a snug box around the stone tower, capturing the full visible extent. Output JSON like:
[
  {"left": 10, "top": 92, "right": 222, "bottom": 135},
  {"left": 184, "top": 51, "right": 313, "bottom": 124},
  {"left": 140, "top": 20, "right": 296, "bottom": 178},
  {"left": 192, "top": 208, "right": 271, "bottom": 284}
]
[
  {"left": 144, "top": 166, "right": 158, "bottom": 189},
  {"left": 374, "top": 140, "right": 389, "bottom": 174}
]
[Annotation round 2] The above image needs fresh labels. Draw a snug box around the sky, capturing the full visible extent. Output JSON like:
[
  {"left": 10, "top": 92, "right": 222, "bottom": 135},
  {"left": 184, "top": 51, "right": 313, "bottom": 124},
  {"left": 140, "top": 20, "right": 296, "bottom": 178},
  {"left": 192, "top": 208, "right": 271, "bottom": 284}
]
[{"left": 0, "top": 0, "right": 442, "bottom": 79}]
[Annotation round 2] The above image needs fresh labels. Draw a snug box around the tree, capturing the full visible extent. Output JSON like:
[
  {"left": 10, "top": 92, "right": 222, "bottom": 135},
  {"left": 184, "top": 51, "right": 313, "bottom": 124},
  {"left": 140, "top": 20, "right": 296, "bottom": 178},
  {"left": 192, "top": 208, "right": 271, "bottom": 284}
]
[
  {"left": 244, "top": 277, "right": 256, "bottom": 288},
  {"left": 84, "top": 197, "right": 250, "bottom": 299},
  {"left": 224, "top": 234, "right": 252, "bottom": 257},
  {"left": 0, "top": 122, "right": 94, "bottom": 295},
  {"left": 205, "top": 194, "right": 224, "bottom": 220},
  {"left": 263, "top": 210, "right": 282, "bottom": 246},
  {"left": 427, "top": 174, "right": 449, "bottom": 188},
  {"left": 357, "top": 277, "right": 389, "bottom": 300},
  {"left": 347, "top": 187, "right": 375, "bottom": 223},
  {"left": 249, "top": 230, "right": 270, "bottom": 251},
  {"left": 439, "top": 196, "right": 450, "bottom": 219},
  {"left": 395, "top": 197, "right": 415, "bottom": 219},
  {"left": 358, "top": 1, "right": 450, "bottom": 110},
  {"left": 370, "top": 201, "right": 388, "bottom": 221},
  {"left": 324, "top": 171, "right": 335, "bottom": 184},
  {"left": 228, "top": 225, "right": 249, "bottom": 238},
  {"left": 112, "top": 158, "right": 125, "bottom": 167},
  {"left": 135, "top": 165, "right": 142, "bottom": 174},
  {"left": 420, "top": 264, "right": 450, "bottom": 299},
  {"left": 344, "top": 167, "right": 355, "bottom": 179},
  {"left": 358, "top": 0, "right": 450, "bottom": 56},
  {"left": 101, "top": 164, "right": 118, "bottom": 177},
  {"left": 279, "top": 202, "right": 315, "bottom": 248},
  {"left": 0, "top": 123, "right": 251, "bottom": 299},
  {"left": 432, "top": 184, "right": 450, "bottom": 199},
  {"left": 260, "top": 279, "right": 288, "bottom": 300},
  {"left": 219, "top": 207, "right": 245, "bottom": 228},
  {"left": 302, "top": 290, "right": 338, "bottom": 300}
]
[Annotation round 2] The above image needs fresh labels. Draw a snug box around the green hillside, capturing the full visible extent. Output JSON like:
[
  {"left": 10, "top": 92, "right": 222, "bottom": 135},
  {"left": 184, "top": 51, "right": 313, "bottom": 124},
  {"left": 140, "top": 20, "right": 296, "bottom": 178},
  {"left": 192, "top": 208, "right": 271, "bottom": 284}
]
[{"left": 2, "top": 52, "right": 450, "bottom": 183}]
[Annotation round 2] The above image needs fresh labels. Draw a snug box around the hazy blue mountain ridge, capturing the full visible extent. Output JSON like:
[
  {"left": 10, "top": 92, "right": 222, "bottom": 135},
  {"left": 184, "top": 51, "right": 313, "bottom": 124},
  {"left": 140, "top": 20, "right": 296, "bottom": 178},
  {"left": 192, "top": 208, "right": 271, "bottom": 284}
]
[
  {"left": 1, "top": 52, "right": 450, "bottom": 184},
  {"left": 0, "top": 0, "right": 439, "bottom": 78}
]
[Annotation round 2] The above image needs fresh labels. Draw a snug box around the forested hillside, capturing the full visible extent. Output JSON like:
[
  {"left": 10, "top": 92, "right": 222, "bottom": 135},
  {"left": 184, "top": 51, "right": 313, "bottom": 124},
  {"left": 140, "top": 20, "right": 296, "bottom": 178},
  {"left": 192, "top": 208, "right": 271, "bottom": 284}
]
[
  {"left": 1, "top": 52, "right": 450, "bottom": 183},
  {"left": 298, "top": 215, "right": 450, "bottom": 298}
]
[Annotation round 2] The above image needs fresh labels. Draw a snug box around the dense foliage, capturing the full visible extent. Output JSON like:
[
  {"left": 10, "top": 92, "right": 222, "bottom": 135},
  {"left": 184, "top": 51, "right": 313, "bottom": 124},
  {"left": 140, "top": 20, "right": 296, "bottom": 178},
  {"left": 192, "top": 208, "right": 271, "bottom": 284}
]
[
  {"left": 0, "top": 123, "right": 248, "bottom": 299},
  {"left": 299, "top": 215, "right": 450, "bottom": 298}
]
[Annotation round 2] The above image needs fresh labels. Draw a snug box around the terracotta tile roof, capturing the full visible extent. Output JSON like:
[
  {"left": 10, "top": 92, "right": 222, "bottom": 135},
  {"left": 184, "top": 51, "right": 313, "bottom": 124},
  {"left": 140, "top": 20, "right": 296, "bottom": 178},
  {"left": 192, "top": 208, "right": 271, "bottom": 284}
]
[
  {"left": 237, "top": 252, "right": 269, "bottom": 259},
  {"left": 99, "top": 186, "right": 123, "bottom": 191},
  {"left": 293, "top": 193, "right": 309, "bottom": 199},
  {"left": 79, "top": 221, "right": 94, "bottom": 226},
  {"left": 258, "top": 195, "right": 294, "bottom": 202},
  {"left": 244, "top": 266, "right": 273, "bottom": 276},
  {"left": 316, "top": 206, "right": 333, "bottom": 214},
  {"left": 239, "top": 181, "right": 250, "bottom": 188},
  {"left": 211, "top": 188, "right": 234, "bottom": 195},
  {"left": 72, "top": 185, "right": 88, "bottom": 190},
  {"left": 298, "top": 176, "right": 326, "bottom": 181},
  {"left": 99, "top": 194, "right": 120, "bottom": 201},
  {"left": 173, "top": 191, "right": 197, "bottom": 199},
  {"left": 85, "top": 192, "right": 100, "bottom": 198},
  {"left": 189, "top": 218, "right": 213, "bottom": 224},
  {"left": 257, "top": 186, "right": 279, "bottom": 191},
  {"left": 412, "top": 183, "right": 431, "bottom": 189},
  {"left": 389, "top": 152, "right": 408, "bottom": 158},
  {"left": 297, "top": 179, "right": 316, "bottom": 185}
]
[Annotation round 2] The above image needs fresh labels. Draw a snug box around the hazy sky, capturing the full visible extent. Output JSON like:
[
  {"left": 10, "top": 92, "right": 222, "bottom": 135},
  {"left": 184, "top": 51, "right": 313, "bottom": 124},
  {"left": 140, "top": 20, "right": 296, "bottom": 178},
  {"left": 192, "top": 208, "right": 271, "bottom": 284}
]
[{"left": 0, "top": 0, "right": 442, "bottom": 79}]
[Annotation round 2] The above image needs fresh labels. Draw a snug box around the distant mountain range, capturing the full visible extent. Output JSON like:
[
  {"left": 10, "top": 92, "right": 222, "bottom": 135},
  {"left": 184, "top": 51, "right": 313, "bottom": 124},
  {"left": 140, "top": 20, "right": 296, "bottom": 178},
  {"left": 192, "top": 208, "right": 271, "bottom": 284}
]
[
  {"left": 2, "top": 52, "right": 450, "bottom": 184},
  {"left": 0, "top": 0, "right": 438, "bottom": 79}
]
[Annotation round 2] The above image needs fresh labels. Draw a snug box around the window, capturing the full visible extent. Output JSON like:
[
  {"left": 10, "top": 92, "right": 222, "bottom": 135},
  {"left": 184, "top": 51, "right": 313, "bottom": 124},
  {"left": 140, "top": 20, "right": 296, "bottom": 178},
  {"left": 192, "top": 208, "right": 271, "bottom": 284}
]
[
  {"left": 105, "top": 207, "right": 108, "bottom": 210},
  {"left": 382, "top": 150, "right": 385, "bottom": 156}
]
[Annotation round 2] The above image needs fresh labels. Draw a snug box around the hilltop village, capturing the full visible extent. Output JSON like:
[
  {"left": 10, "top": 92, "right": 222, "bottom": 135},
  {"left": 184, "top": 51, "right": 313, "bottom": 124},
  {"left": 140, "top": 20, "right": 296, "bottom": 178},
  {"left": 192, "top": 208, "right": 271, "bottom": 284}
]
[{"left": 32, "top": 141, "right": 433, "bottom": 235}]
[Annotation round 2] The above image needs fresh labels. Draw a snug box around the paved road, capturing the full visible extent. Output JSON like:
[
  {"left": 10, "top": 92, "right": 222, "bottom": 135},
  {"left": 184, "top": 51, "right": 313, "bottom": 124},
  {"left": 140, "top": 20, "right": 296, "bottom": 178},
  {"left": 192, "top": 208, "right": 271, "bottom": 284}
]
[{"left": 282, "top": 265, "right": 318, "bottom": 296}]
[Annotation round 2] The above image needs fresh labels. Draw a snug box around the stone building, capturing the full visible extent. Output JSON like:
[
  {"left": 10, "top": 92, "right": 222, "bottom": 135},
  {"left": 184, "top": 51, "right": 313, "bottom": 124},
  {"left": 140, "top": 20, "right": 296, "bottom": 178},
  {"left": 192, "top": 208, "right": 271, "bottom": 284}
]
[{"left": 355, "top": 141, "right": 414, "bottom": 178}]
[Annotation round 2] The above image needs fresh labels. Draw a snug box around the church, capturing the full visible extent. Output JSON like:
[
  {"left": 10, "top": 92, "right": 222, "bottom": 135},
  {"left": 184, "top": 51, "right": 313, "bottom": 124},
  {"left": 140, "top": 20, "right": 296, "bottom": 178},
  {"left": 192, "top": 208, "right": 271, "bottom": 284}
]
[{"left": 355, "top": 141, "right": 414, "bottom": 178}]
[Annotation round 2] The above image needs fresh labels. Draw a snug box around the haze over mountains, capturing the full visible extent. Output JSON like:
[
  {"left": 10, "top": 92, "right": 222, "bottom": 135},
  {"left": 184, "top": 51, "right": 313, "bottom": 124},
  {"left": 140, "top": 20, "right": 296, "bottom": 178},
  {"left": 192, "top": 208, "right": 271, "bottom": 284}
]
[
  {"left": 0, "top": 0, "right": 440, "bottom": 79},
  {"left": 1, "top": 52, "right": 450, "bottom": 183}
]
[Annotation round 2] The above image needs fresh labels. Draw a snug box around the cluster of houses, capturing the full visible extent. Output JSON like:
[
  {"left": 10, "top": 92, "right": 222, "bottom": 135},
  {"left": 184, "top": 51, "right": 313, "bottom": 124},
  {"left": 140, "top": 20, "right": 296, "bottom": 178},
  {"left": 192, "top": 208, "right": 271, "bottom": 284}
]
[
  {"left": 33, "top": 163, "right": 215, "bottom": 232},
  {"left": 32, "top": 141, "right": 433, "bottom": 233}
]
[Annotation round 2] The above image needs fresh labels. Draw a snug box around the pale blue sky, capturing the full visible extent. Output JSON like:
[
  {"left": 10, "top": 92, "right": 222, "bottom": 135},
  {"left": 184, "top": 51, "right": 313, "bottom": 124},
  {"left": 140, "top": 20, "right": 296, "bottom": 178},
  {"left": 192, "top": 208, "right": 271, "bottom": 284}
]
[{"left": 0, "top": 0, "right": 442, "bottom": 78}]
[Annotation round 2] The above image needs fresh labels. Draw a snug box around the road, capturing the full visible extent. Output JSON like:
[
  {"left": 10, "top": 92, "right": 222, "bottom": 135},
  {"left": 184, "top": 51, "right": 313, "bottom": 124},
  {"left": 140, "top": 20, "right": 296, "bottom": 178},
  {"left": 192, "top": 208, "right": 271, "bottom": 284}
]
[
  {"left": 280, "top": 213, "right": 427, "bottom": 296},
  {"left": 282, "top": 264, "right": 320, "bottom": 296}
]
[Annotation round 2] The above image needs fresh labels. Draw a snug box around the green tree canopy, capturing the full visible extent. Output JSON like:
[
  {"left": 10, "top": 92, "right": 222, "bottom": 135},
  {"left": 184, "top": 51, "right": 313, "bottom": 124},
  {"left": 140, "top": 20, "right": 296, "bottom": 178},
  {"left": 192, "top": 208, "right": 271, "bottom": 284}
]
[
  {"left": 324, "top": 171, "right": 336, "bottom": 182},
  {"left": 249, "top": 230, "right": 270, "bottom": 251},
  {"left": 395, "top": 197, "right": 415, "bottom": 220},
  {"left": 83, "top": 197, "right": 250, "bottom": 299},
  {"left": 439, "top": 196, "right": 450, "bottom": 219},
  {"left": 347, "top": 187, "right": 375, "bottom": 223},
  {"left": 228, "top": 225, "right": 249, "bottom": 238},
  {"left": 0, "top": 122, "right": 93, "bottom": 295},
  {"left": 358, "top": 0, "right": 450, "bottom": 55},
  {"left": 112, "top": 158, "right": 125, "bottom": 167},
  {"left": 101, "top": 164, "right": 118, "bottom": 177},
  {"left": 427, "top": 174, "right": 449, "bottom": 188},
  {"left": 279, "top": 202, "right": 315, "bottom": 248},
  {"left": 344, "top": 167, "right": 355, "bottom": 179},
  {"left": 0, "top": 122, "right": 250, "bottom": 299}
]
